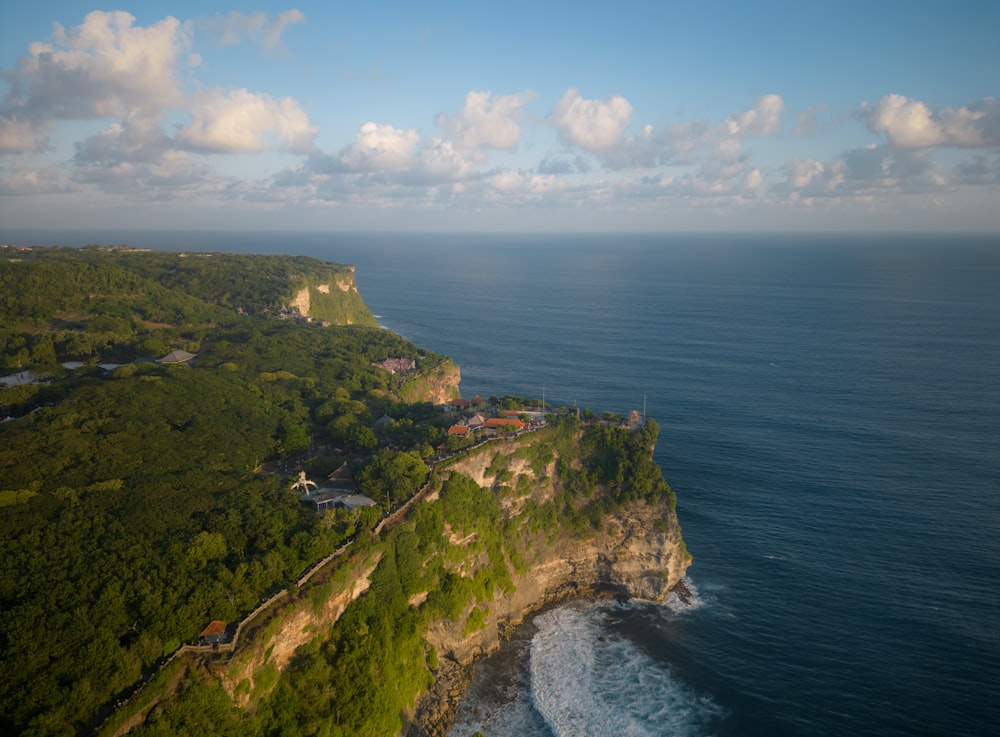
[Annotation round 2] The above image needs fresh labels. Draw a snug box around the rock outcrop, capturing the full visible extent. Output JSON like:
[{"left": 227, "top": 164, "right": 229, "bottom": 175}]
[
  {"left": 407, "top": 437, "right": 689, "bottom": 735},
  {"left": 213, "top": 550, "right": 383, "bottom": 706},
  {"left": 285, "top": 266, "right": 378, "bottom": 327},
  {"left": 172, "top": 423, "right": 687, "bottom": 737}
]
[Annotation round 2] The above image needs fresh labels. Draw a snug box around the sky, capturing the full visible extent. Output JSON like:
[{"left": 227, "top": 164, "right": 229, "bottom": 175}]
[{"left": 1, "top": 1, "right": 998, "bottom": 233}]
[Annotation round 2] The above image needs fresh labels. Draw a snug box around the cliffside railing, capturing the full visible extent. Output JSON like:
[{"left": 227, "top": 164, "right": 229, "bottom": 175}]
[{"left": 94, "top": 423, "right": 545, "bottom": 735}]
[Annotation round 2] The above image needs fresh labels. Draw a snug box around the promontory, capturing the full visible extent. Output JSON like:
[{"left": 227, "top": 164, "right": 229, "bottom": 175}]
[{"left": 0, "top": 246, "right": 689, "bottom": 737}]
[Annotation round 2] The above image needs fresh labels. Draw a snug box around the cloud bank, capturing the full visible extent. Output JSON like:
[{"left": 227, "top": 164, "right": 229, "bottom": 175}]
[{"left": 1, "top": 10, "right": 998, "bottom": 227}]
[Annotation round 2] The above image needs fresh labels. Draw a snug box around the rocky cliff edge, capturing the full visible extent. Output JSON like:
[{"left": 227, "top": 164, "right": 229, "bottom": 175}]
[{"left": 192, "top": 423, "right": 688, "bottom": 736}]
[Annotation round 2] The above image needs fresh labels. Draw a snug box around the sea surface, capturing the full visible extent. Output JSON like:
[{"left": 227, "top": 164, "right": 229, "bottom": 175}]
[{"left": 6, "top": 229, "right": 1000, "bottom": 736}]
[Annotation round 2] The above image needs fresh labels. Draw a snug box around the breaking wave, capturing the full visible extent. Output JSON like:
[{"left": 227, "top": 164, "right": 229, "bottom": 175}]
[{"left": 528, "top": 603, "right": 721, "bottom": 737}]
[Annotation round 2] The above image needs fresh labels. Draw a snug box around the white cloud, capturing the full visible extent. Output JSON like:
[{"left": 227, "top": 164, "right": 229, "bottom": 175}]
[
  {"left": 336, "top": 122, "right": 419, "bottom": 172},
  {"left": 413, "top": 138, "right": 477, "bottom": 182},
  {"left": 0, "top": 163, "right": 75, "bottom": 195},
  {"left": 74, "top": 116, "right": 174, "bottom": 165},
  {"left": 436, "top": 90, "right": 535, "bottom": 150},
  {"left": 783, "top": 159, "right": 827, "bottom": 190},
  {"left": 490, "top": 171, "right": 526, "bottom": 193},
  {"left": 862, "top": 94, "right": 1000, "bottom": 148},
  {"left": 1, "top": 10, "right": 316, "bottom": 161},
  {"left": 726, "top": 94, "right": 784, "bottom": 137},
  {"left": 489, "top": 171, "right": 564, "bottom": 197},
  {"left": 776, "top": 145, "right": 944, "bottom": 198},
  {"left": 0, "top": 115, "right": 45, "bottom": 154},
  {"left": 177, "top": 89, "right": 317, "bottom": 154},
  {"left": 72, "top": 148, "right": 214, "bottom": 196},
  {"left": 204, "top": 9, "right": 305, "bottom": 56},
  {"left": 546, "top": 94, "right": 784, "bottom": 177},
  {"left": 550, "top": 88, "right": 633, "bottom": 151},
  {"left": 295, "top": 125, "right": 481, "bottom": 193},
  {"left": 2, "top": 11, "right": 190, "bottom": 121}
]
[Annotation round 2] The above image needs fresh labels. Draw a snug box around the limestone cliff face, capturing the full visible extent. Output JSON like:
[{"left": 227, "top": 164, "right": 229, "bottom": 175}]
[
  {"left": 424, "top": 443, "right": 688, "bottom": 668},
  {"left": 424, "top": 497, "right": 686, "bottom": 660},
  {"left": 186, "top": 425, "right": 686, "bottom": 737},
  {"left": 408, "top": 434, "right": 689, "bottom": 736},
  {"left": 286, "top": 266, "right": 378, "bottom": 327},
  {"left": 212, "top": 550, "right": 382, "bottom": 705}
]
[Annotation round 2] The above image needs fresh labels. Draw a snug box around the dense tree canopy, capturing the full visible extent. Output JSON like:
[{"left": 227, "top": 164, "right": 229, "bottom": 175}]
[
  {"left": 0, "top": 247, "right": 676, "bottom": 737},
  {"left": 0, "top": 247, "right": 453, "bottom": 736}
]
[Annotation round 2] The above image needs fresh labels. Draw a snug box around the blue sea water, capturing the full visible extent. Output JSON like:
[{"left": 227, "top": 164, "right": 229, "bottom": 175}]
[{"left": 6, "top": 229, "right": 1000, "bottom": 736}]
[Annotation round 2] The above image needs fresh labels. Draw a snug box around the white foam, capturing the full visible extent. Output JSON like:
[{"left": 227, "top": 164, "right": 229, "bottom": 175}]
[
  {"left": 529, "top": 603, "right": 720, "bottom": 737},
  {"left": 663, "top": 577, "right": 707, "bottom": 615}
]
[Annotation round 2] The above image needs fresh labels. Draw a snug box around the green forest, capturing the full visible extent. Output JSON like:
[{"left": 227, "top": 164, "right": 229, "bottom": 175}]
[
  {"left": 0, "top": 247, "right": 454, "bottom": 735},
  {"left": 0, "top": 246, "right": 679, "bottom": 737},
  {"left": 98, "top": 416, "right": 675, "bottom": 737}
]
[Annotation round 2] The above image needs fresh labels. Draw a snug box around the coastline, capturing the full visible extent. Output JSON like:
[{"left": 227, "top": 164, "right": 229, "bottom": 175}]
[{"left": 407, "top": 586, "right": 680, "bottom": 737}]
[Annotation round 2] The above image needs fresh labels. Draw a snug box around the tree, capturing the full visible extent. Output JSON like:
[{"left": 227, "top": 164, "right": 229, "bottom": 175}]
[
  {"left": 30, "top": 336, "right": 58, "bottom": 367},
  {"left": 356, "top": 450, "right": 428, "bottom": 506}
]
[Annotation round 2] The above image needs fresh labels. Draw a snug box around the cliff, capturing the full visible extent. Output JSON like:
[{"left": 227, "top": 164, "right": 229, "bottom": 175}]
[
  {"left": 408, "top": 431, "right": 689, "bottom": 735},
  {"left": 285, "top": 265, "right": 378, "bottom": 327},
  {"left": 143, "top": 419, "right": 689, "bottom": 737},
  {"left": 212, "top": 549, "right": 384, "bottom": 707},
  {"left": 411, "top": 497, "right": 687, "bottom": 732}
]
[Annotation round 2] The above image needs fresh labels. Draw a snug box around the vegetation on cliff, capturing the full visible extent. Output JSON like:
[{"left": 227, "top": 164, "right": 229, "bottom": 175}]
[
  {"left": 0, "top": 248, "right": 458, "bottom": 736},
  {"left": 0, "top": 246, "right": 376, "bottom": 342},
  {"left": 0, "top": 247, "right": 685, "bottom": 737},
  {"left": 109, "top": 417, "right": 684, "bottom": 737}
]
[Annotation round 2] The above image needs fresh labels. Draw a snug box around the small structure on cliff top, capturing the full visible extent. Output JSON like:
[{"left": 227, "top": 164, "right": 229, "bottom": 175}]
[
  {"left": 628, "top": 410, "right": 643, "bottom": 431},
  {"left": 198, "top": 620, "right": 227, "bottom": 646},
  {"left": 157, "top": 349, "right": 196, "bottom": 365},
  {"left": 305, "top": 490, "right": 377, "bottom": 514}
]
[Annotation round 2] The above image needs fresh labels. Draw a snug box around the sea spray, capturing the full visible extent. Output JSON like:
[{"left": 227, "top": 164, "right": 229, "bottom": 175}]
[
  {"left": 450, "top": 599, "right": 720, "bottom": 737},
  {"left": 529, "top": 603, "right": 720, "bottom": 737}
]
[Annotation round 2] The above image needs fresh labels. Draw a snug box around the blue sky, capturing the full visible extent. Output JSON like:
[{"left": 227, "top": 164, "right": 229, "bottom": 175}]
[{"left": 1, "top": 1, "right": 998, "bottom": 232}]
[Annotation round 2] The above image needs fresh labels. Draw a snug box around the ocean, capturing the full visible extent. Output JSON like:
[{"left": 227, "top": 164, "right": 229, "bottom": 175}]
[{"left": 6, "top": 229, "right": 1000, "bottom": 736}]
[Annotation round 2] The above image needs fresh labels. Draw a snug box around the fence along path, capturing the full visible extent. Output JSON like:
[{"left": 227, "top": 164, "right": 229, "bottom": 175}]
[{"left": 97, "top": 428, "right": 537, "bottom": 733}]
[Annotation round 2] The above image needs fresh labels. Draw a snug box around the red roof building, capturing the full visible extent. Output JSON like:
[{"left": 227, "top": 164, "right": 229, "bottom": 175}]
[
  {"left": 483, "top": 418, "right": 525, "bottom": 430},
  {"left": 198, "top": 620, "right": 227, "bottom": 645}
]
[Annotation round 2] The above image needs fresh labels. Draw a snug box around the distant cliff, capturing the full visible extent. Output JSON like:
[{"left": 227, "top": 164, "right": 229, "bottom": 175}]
[
  {"left": 283, "top": 264, "right": 378, "bottom": 327},
  {"left": 0, "top": 246, "right": 378, "bottom": 329}
]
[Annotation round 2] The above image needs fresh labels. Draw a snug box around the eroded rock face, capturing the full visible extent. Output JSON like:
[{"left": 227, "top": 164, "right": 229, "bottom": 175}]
[
  {"left": 290, "top": 286, "right": 311, "bottom": 316},
  {"left": 201, "top": 430, "right": 687, "bottom": 737},
  {"left": 213, "top": 552, "right": 382, "bottom": 705},
  {"left": 423, "top": 496, "right": 688, "bottom": 667},
  {"left": 409, "top": 438, "right": 690, "bottom": 736}
]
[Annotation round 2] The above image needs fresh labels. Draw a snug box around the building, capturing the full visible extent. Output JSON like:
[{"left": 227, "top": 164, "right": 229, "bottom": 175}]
[
  {"left": 198, "top": 620, "right": 227, "bottom": 646},
  {"left": 158, "top": 349, "right": 196, "bottom": 365},
  {"left": 628, "top": 410, "right": 643, "bottom": 430},
  {"left": 306, "top": 490, "right": 377, "bottom": 513},
  {"left": 482, "top": 417, "right": 525, "bottom": 432}
]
